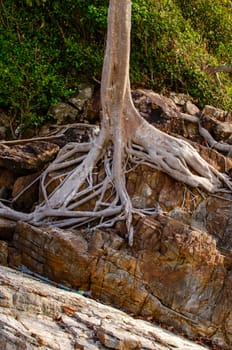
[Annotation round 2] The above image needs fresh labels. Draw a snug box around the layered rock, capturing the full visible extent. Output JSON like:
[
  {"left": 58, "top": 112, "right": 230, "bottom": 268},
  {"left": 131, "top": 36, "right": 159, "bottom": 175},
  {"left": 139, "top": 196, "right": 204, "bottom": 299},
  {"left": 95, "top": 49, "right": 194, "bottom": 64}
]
[
  {"left": 0, "top": 90, "right": 231, "bottom": 349},
  {"left": 0, "top": 265, "right": 209, "bottom": 350},
  {"left": 6, "top": 210, "right": 231, "bottom": 349}
]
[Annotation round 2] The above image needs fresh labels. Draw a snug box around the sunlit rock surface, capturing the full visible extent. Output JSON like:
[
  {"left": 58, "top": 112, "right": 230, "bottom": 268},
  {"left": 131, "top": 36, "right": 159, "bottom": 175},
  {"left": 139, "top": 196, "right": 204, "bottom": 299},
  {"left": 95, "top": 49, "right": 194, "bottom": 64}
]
[{"left": 0, "top": 265, "right": 209, "bottom": 350}]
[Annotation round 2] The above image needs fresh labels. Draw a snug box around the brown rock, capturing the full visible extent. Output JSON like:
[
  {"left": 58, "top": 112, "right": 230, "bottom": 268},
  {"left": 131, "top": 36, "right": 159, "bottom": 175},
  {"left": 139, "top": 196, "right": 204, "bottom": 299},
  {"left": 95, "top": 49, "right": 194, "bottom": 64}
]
[
  {"left": 214, "top": 122, "right": 232, "bottom": 141},
  {"left": 0, "top": 241, "right": 8, "bottom": 265},
  {"left": 202, "top": 105, "right": 231, "bottom": 122},
  {"left": 0, "top": 265, "right": 209, "bottom": 350},
  {"left": 184, "top": 101, "right": 200, "bottom": 116},
  {"left": 0, "top": 168, "right": 17, "bottom": 188},
  {"left": 0, "top": 218, "right": 16, "bottom": 240},
  {"left": 0, "top": 141, "right": 59, "bottom": 173},
  {"left": 48, "top": 102, "right": 79, "bottom": 125},
  {"left": 194, "top": 144, "right": 232, "bottom": 173},
  {"left": 191, "top": 193, "right": 232, "bottom": 253},
  {"left": 169, "top": 92, "right": 192, "bottom": 106},
  {"left": 12, "top": 173, "right": 40, "bottom": 211},
  {"left": 11, "top": 215, "right": 231, "bottom": 348}
]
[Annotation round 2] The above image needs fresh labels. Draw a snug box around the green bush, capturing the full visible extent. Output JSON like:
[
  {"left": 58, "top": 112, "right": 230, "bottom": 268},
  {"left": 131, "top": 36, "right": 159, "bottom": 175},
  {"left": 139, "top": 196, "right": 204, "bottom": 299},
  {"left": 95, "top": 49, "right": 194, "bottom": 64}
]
[{"left": 0, "top": 0, "right": 231, "bottom": 130}]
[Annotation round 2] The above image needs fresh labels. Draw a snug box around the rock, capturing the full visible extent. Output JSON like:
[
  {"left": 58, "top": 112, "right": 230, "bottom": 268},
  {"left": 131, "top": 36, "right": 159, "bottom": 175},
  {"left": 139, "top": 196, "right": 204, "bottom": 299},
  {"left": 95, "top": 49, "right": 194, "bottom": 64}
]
[
  {"left": 132, "top": 90, "right": 200, "bottom": 141},
  {"left": 0, "top": 218, "right": 16, "bottom": 241},
  {"left": 202, "top": 105, "right": 231, "bottom": 122},
  {"left": 12, "top": 173, "right": 40, "bottom": 211},
  {"left": 0, "top": 187, "right": 11, "bottom": 200},
  {"left": 193, "top": 144, "right": 232, "bottom": 173},
  {"left": 0, "top": 141, "right": 59, "bottom": 173},
  {"left": 10, "top": 213, "right": 231, "bottom": 348},
  {"left": 0, "top": 110, "right": 10, "bottom": 128},
  {"left": 0, "top": 168, "right": 17, "bottom": 188},
  {"left": 0, "top": 265, "right": 209, "bottom": 350},
  {"left": 184, "top": 101, "right": 200, "bottom": 116},
  {"left": 214, "top": 122, "right": 232, "bottom": 142},
  {"left": 200, "top": 113, "right": 232, "bottom": 142},
  {"left": 48, "top": 102, "right": 79, "bottom": 125},
  {"left": 45, "top": 85, "right": 95, "bottom": 125},
  {"left": 191, "top": 193, "right": 232, "bottom": 253},
  {"left": 68, "top": 84, "right": 94, "bottom": 111},
  {"left": 0, "top": 126, "right": 7, "bottom": 139},
  {"left": 169, "top": 92, "right": 192, "bottom": 106},
  {"left": 0, "top": 241, "right": 8, "bottom": 265}
]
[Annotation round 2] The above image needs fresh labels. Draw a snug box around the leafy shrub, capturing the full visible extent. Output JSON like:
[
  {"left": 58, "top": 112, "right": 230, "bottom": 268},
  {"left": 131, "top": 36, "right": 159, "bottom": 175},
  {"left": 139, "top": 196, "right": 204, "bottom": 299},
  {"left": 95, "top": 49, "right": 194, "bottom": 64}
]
[{"left": 0, "top": 0, "right": 231, "bottom": 130}]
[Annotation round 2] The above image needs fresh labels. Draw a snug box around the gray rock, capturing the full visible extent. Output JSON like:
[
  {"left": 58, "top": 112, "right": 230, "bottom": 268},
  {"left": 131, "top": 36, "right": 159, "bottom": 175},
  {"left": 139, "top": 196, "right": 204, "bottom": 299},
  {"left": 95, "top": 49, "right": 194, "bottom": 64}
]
[
  {"left": 184, "top": 101, "right": 200, "bottom": 116},
  {"left": 0, "top": 265, "right": 209, "bottom": 350},
  {"left": 68, "top": 85, "right": 94, "bottom": 111},
  {"left": 48, "top": 102, "right": 79, "bottom": 125},
  {"left": 0, "top": 126, "right": 7, "bottom": 139}
]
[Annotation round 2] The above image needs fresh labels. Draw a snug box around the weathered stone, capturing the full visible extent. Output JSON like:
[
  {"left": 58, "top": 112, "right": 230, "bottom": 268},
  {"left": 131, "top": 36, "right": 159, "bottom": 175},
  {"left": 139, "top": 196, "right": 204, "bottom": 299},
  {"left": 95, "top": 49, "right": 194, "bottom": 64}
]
[
  {"left": 214, "top": 121, "right": 232, "bottom": 141},
  {"left": 0, "top": 126, "right": 7, "bottom": 139},
  {"left": 0, "top": 240, "right": 8, "bottom": 265},
  {"left": 169, "top": 92, "right": 193, "bottom": 106},
  {"left": 202, "top": 105, "right": 231, "bottom": 122},
  {"left": 193, "top": 143, "right": 232, "bottom": 173},
  {"left": 0, "top": 218, "right": 16, "bottom": 240},
  {"left": 0, "top": 168, "right": 17, "bottom": 188},
  {"left": 200, "top": 114, "right": 232, "bottom": 142},
  {"left": 184, "top": 100, "right": 200, "bottom": 116},
  {"left": 0, "top": 265, "right": 210, "bottom": 350},
  {"left": 49, "top": 102, "right": 79, "bottom": 125},
  {"left": 0, "top": 141, "right": 59, "bottom": 173},
  {"left": 68, "top": 84, "right": 94, "bottom": 111},
  {"left": 0, "top": 110, "right": 10, "bottom": 128},
  {"left": 191, "top": 193, "right": 232, "bottom": 253},
  {"left": 12, "top": 173, "right": 40, "bottom": 211},
  {"left": 11, "top": 213, "right": 231, "bottom": 348},
  {"left": 132, "top": 90, "right": 200, "bottom": 141}
]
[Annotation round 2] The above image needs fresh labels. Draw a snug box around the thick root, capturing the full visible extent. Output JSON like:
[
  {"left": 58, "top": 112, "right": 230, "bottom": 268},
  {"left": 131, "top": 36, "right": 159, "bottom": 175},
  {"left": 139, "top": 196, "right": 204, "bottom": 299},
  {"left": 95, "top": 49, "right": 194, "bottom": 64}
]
[
  {"left": 0, "top": 117, "right": 231, "bottom": 246},
  {"left": 133, "top": 118, "right": 232, "bottom": 192}
]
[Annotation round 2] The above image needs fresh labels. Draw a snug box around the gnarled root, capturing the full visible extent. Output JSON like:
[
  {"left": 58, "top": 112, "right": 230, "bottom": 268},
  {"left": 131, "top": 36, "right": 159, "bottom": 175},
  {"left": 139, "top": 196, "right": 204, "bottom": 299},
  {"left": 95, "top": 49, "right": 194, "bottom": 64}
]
[
  {"left": 133, "top": 118, "right": 232, "bottom": 192},
  {"left": 0, "top": 116, "right": 231, "bottom": 246}
]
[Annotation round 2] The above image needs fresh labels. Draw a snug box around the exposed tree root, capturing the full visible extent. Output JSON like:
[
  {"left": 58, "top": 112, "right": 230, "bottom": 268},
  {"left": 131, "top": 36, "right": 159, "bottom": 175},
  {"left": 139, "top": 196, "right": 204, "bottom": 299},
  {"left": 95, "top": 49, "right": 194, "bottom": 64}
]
[
  {"left": 139, "top": 89, "right": 232, "bottom": 156},
  {"left": 0, "top": 116, "right": 232, "bottom": 246}
]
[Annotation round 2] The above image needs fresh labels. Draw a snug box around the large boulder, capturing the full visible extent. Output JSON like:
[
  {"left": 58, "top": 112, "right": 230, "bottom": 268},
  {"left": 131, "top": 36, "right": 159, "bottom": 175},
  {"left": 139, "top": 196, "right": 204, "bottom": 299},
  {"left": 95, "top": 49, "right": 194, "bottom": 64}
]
[
  {"left": 10, "top": 210, "right": 232, "bottom": 348},
  {"left": 0, "top": 141, "right": 59, "bottom": 173},
  {"left": 0, "top": 265, "right": 208, "bottom": 350}
]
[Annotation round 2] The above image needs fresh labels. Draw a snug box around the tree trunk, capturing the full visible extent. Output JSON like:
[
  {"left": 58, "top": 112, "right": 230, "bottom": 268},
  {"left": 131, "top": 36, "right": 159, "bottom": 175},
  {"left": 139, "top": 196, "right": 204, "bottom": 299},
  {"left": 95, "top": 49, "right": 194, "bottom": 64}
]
[{"left": 0, "top": 0, "right": 231, "bottom": 244}]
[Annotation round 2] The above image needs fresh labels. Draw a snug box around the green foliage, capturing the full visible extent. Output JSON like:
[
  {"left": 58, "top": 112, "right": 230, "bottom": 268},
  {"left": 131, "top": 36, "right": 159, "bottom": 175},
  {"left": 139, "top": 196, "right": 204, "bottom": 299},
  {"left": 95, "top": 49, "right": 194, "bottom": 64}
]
[
  {"left": 130, "top": 0, "right": 231, "bottom": 108},
  {"left": 0, "top": 0, "right": 231, "bottom": 129}
]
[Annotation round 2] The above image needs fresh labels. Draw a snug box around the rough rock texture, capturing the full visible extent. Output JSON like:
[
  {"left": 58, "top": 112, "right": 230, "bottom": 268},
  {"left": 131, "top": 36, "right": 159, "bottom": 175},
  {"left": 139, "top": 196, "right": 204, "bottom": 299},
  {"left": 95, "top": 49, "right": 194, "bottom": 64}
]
[
  {"left": 0, "top": 265, "right": 209, "bottom": 350},
  {"left": 132, "top": 90, "right": 200, "bottom": 142},
  {"left": 0, "top": 218, "right": 16, "bottom": 240},
  {"left": 48, "top": 102, "right": 79, "bottom": 125},
  {"left": 8, "top": 210, "right": 232, "bottom": 349},
  {"left": 12, "top": 173, "right": 40, "bottom": 211},
  {"left": 0, "top": 141, "right": 59, "bottom": 173},
  {"left": 0, "top": 90, "right": 232, "bottom": 349}
]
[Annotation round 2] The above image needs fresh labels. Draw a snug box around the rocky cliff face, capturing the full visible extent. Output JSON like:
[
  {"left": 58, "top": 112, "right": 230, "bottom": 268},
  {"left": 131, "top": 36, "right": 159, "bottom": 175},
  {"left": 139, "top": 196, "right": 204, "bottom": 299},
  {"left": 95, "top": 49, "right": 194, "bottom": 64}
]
[
  {"left": 0, "top": 90, "right": 231, "bottom": 349},
  {"left": 0, "top": 265, "right": 210, "bottom": 350},
  {"left": 5, "top": 209, "right": 231, "bottom": 349}
]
